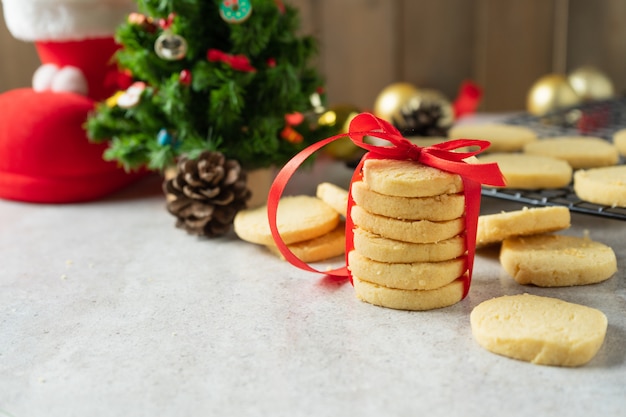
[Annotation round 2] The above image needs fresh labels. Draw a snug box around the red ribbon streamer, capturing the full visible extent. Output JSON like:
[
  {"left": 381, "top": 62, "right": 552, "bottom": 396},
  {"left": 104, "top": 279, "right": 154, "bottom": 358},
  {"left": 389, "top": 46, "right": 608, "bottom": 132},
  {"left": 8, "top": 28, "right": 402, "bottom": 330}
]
[
  {"left": 207, "top": 49, "right": 256, "bottom": 72},
  {"left": 268, "top": 113, "right": 505, "bottom": 297}
]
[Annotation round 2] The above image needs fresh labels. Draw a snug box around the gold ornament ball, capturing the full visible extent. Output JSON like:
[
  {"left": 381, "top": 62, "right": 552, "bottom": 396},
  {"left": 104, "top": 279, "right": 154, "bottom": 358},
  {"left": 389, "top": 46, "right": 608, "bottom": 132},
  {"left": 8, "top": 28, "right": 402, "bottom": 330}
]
[
  {"left": 373, "top": 82, "right": 419, "bottom": 122},
  {"left": 527, "top": 73, "right": 582, "bottom": 115},
  {"left": 568, "top": 66, "right": 614, "bottom": 101},
  {"left": 318, "top": 104, "right": 361, "bottom": 159}
]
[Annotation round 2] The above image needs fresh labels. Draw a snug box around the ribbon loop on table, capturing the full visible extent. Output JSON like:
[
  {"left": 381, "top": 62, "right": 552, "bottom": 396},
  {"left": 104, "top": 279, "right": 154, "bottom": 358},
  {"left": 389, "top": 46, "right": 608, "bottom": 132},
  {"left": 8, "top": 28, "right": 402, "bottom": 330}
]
[{"left": 268, "top": 112, "right": 506, "bottom": 290}]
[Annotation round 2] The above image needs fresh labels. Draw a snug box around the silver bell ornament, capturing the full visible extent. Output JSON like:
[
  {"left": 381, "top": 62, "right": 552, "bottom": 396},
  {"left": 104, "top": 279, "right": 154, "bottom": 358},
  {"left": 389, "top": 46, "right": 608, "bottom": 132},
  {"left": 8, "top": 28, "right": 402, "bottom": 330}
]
[{"left": 154, "top": 31, "right": 188, "bottom": 61}]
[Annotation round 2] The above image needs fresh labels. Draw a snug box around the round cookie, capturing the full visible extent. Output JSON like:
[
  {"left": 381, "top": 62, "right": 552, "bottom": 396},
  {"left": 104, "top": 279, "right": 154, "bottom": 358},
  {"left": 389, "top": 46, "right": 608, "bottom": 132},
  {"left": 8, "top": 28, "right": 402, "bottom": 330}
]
[
  {"left": 612, "top": 128, "right": 626, "bottom": 156},
  {"left": 353, "top": 228, "right": 466, "bottom": 263},
  {"left": 477, "top": 153, "right": 572, "bottom": 189},
  {"left": 470, "top": 294, "right": 608, "bottom": 367},
  {"left": 476, "top": 206, "right": 571, "bottom": 247},
  {"left": 316, "top": 182, "right": 348, "bottom": 217},
  {"left": 234, "top": 195, "right": 339, "bottom": 245},
  {"left": 351, "top": 205, "right": 465, "bottom": 244},
  {"left": 523, "top": 136, "right": 619, "bottom": 169},
  {"left": 348, "top": 250, "right": 466, "bottom": 290},
  {"left": 351, "top": 181, "right": 465, "bottom": 221},
  {"left": 362, "top": 158, "right": 464, "bottom": 197},
  {"left": 573, "top": 165, "right": 626, "bottom": 207},
  {"left": 266, "top": 221, "right": 345, "bottom": 263},
  {"left": 353, "top": 275, "right": 465, "bottom": 311},
  {"left": 500, "top": 234, "right": 617, "bottom": 287},
  {"left": 448, "top": 123, "right": 538, "bottom": 152}
]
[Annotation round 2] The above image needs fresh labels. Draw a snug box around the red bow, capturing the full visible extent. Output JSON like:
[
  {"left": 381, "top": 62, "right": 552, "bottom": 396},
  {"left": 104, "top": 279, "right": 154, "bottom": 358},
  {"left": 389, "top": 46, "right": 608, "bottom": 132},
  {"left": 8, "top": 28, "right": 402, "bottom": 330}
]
[
  {"left": 268, "top": 113, "right": 505, "bottom": 297},
  {"left": 207, "top": 49, "right": 256, "bottom": 73}
]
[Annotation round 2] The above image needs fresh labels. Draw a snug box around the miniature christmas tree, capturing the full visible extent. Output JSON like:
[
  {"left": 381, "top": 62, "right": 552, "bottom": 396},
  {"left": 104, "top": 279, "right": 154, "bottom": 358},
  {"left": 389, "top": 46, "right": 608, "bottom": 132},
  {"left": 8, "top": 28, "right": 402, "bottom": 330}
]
[{"left": 86, "top": 0, "right": 330, "bottom": 172}]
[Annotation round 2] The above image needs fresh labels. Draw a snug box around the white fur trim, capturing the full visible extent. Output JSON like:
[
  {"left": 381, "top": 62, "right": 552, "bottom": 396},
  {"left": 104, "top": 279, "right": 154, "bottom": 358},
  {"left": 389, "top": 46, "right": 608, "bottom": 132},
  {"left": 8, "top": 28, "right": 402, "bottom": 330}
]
[{"left": 2, "top": 0, "right": 136, "bottom": 41}]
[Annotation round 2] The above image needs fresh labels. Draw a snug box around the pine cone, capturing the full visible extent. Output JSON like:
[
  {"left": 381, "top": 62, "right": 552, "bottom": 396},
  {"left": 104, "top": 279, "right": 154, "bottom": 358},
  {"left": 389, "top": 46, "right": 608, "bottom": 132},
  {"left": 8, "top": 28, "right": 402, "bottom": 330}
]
[
  {"left": 394, "top": 102, "right": 451, "bottom": 137},
  {"left": 163, "top": 151, "right": 251, "bottom": 237}
]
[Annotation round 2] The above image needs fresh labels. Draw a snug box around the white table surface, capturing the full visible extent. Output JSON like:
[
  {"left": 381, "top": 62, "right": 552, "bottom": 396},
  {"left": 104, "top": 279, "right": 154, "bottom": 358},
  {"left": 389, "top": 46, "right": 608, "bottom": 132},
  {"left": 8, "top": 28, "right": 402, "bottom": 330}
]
[{"left": 1, "top": 158, "right": 625, "bottom": 417}]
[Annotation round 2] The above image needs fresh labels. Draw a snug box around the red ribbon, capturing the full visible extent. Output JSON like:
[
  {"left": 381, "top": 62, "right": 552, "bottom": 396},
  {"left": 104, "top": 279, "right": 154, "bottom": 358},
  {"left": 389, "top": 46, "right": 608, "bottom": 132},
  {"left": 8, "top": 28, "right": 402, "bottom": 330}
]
[
  {"left": 268, "top": 113, "right": 505, "bottom": 297},
  {"left": 207, "top": 49, "right": 256, "bottom": 73}
]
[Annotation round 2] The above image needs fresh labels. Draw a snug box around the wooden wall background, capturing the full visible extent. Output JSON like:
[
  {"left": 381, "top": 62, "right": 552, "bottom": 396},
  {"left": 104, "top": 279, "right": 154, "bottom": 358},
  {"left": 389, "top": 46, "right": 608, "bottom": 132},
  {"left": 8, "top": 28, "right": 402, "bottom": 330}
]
[{"left": 1, "top": 0, "right": 625, "bottom": 112}]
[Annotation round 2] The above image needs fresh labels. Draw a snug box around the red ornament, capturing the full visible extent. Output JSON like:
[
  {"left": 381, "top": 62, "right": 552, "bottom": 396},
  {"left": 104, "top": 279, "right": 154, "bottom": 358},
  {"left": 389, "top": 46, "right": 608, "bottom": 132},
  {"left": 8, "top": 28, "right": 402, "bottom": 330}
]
[
  {"left": 159, "top": 13, "right": 176, "bottom": 30},
  {"left": 267, "top": 58, "right": 277, "bottom": 68},
  {"left": 179, "top": 69, "right": 192, "bottom": 86},
  {"left": 207, "top": 49, "right": 256, "bottom": 72},
  {"left": 285, "top": 112, "right": 304, "bottom": 126},
  {"left": 280, "top": 126, "right": 303, "bottom": 144}
]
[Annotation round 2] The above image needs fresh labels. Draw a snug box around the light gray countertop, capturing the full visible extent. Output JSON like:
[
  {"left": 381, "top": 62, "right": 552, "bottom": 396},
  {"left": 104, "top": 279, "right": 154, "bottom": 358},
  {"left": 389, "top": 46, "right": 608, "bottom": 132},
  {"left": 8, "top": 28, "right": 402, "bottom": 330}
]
[{"left": 1, "top": 159, "right": 625, "bottom": 417}]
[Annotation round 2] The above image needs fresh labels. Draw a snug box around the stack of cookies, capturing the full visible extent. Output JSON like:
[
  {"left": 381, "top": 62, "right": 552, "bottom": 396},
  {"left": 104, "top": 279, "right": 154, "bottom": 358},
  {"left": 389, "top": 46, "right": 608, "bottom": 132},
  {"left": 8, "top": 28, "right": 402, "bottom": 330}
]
[{"left": 348, "top": 158, "right": 470, "bottom": 310}]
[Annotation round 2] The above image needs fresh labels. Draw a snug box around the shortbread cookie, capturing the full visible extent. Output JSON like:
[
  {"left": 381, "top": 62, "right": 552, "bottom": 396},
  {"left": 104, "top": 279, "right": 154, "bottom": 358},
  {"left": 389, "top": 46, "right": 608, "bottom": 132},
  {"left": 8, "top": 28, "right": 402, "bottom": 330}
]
[
  {"left": 612, "top": 128, "right": 626, "bottom": 156},
  {"left": 353, "top": 228, "right": 466, "bottom": 263},
  {"left": 573, "top": 165, "right": 626, "bottom": 207},
  {"left": 448, "top": 123, "right": 538, "bottom": 152},
  {"left": 470, "top": 294, "right": 607, "bottom": 366},
  {"left": 234, "top": 195, "right": 339, "bottom": 245},
  {"left": 523, "top": 136, "right": 619, "bottom": 169},
  {"left": 266, "top": 221, "right": 345, "bottom": 263},
  {"left": 353, "top": 275, "right": 465, "bottom": 311},
  {"left": 500, "top": 234, "right": 617, "bottom": 287},
  {"left": 477, "top": 153, "right": 572, "bottom": 189},
  {"left": 476, "top": 206, "right": 570, "bottom": 247},
  {"left": 351, "top": 205, "right": 465, "bottom": 244},
  {"left": 316, "top": 182, "right": 348, "bottom": 217},
  {"left": 351, "top": 181, "right": 465, "bottom": 221},
  {"left": 362, "top": 159, "right": 464, "bottom": 197},
  {"left": 348, "top": 250, "right": 466, "bottom": 290}
]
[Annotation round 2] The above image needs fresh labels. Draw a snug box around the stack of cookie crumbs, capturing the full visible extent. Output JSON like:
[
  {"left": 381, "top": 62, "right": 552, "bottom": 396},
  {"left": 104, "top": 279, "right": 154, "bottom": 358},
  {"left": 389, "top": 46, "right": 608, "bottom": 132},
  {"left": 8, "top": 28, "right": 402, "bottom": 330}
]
[{"left": 348, "top": 158, "right": 470, "bottom": 311}]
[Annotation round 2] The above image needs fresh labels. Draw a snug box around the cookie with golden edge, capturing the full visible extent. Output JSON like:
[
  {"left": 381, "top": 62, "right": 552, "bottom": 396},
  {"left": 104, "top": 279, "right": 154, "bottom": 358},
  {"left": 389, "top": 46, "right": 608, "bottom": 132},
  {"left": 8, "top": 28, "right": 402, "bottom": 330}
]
[
  {"left": 351, "top": 181, "right": 465, "bottom": 221},
  {"left": 316, "top": 182, "right": 348, "bottom": 217},
  {"left": 470, "top": 294, "right": 608, "bottom": 367},
  {"left": 573, "top": 165, "right": 626, "bottom": 207},
  {"left": 234, "top": 195, "right": 340, "bottom": 246},
  {"left": 523, "top": 136, "right": 619, "bottom": 169},
  {"left": 348, "top": 250, "right": 466, "bottom": 290},
  {"left": 499, "top": 234, "right": 617, "bottom": 287},
  {"left": 351, "top": 205, "right": 465, "bottom": 244},
  {"left": 448, "top": 123, "right": 538, "bottom": 152},
  {"left": 266, "top": 221, "right": 345, "bottom": 263},
  {"left": 477, "top": 153, "right": 572, "bottom": 189},
  {"left": 362, "top": 158, "right": 464, "bottom": 198},
  {"left": 353, "top": 228, "right": 466, "bottom": 263},
  {"left": 612, "top": 128, "right": 626, "bottom": 156},
  {"left": 353, "top": 275, "right": 466, "bottom": 311},
  {"left": 476, "top": 206, "right": 570, "bottom": 247}
]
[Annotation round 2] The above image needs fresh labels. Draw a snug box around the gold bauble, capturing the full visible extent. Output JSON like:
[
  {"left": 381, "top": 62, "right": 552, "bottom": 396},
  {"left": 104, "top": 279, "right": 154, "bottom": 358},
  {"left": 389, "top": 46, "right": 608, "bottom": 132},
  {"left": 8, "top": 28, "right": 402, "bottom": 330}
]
[
  {"left": 318, "top": 104, "right": 361, "bottom": 160},
  {"left": 568, "top": 66, "right": 614, "bottom": 101},
  {"left": 373, "top": 82, "right": 419, "bottom": 123},
  {"left": 527, "top": 73, "right": 582, "bottom": 115}
]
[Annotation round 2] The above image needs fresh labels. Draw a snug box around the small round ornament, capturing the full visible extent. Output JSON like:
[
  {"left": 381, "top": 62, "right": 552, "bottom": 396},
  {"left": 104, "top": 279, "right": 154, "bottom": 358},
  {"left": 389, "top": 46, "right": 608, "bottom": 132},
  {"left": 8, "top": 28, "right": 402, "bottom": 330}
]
[
  {"left": 527, "top": 73, "right": 582, "bottom": 115},
  {"left": 154, "top": 31, "right": 188, "bottom": 61},
  {"left": 568, "top": 66, "right": 614, "bottom": 101},
  {"left": 373, "top": 82, "right": 419, "bottom": 123},
  {"left": 157, "top": 128, "right": 174, "bottom": 146},
  {"left": 220, "top": 0, "right": 253, "bottom": 24},
  {"left": 179, "top": 69, "right": 192, "bottom": 86}
]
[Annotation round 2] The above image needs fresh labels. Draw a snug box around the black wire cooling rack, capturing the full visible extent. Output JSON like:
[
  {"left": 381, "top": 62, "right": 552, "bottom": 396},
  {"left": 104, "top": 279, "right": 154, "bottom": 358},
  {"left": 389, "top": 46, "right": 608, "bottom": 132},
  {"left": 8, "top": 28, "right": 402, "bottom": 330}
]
[{"left": 480, "top": 97, "right": 626, "bottom": 221}]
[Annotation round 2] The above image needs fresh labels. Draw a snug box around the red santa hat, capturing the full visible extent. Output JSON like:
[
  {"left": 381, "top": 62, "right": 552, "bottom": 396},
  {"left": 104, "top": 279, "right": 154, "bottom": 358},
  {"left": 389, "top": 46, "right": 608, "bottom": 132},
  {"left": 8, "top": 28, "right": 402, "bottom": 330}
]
[{"left": 2, "top": 0, "right": 136, "bottom": 41}]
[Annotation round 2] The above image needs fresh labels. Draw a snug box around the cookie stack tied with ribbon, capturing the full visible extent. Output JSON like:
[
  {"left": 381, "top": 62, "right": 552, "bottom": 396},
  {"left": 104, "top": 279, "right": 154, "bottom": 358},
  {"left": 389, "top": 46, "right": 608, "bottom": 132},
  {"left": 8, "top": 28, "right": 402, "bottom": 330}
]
[
  {"left": 267, "top": 113, "right": 505, "bottom": 310},
  {"left": 348, "top": 159, "right": 469, "bottom": 310}
]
